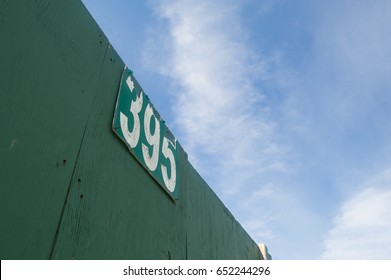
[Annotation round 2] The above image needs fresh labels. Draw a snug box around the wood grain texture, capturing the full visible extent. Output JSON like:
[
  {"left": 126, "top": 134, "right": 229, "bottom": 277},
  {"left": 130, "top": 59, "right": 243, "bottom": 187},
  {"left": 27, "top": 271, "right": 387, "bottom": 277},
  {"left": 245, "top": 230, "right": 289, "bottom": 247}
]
[
  {"left": 50, "top": 46, "right": 188, "bottom": 260},
  {"left": 0, "top": 0, "right": 109, "bottom": 259},
  {"left": 186, "top": 165, "right": 263, "bottom": 260}
]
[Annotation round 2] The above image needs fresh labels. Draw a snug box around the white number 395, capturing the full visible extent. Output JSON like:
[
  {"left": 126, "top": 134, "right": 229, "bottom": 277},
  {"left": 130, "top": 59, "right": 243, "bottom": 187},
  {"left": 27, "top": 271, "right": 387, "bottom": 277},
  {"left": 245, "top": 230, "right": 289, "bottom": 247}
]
[{"left": 119, "top": 77, "right": 177, "bottom": 193}]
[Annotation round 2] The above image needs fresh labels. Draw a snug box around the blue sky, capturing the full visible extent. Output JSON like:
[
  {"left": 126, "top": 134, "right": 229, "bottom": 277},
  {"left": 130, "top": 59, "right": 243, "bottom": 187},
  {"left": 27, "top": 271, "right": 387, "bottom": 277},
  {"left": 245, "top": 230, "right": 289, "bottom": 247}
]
[{"left": 82, "top": 0, "right": 391, "bottom": 259}]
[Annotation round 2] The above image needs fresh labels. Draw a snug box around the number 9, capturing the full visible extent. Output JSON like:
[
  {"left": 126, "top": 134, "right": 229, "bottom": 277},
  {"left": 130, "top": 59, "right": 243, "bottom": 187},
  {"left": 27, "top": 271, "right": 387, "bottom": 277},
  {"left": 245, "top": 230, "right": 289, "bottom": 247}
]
[{"left": 142, "top": 104, "right": 160, "bottom": 171}]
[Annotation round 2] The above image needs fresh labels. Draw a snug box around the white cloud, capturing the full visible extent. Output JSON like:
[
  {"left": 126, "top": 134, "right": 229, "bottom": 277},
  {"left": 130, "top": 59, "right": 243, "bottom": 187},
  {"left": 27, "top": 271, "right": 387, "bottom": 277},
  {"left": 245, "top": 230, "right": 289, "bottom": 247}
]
[
  {"left": 321, "top": 169, "right": 391, "bottom": 259},
  {"left": 145, "top": 0, "right": 391, "bottom": 259},
  {"left": 148, "top": 0, "right": 286, "bottom": 194},
  {"left": 143, "top": 0, "right": 297, "bottom": 257}
]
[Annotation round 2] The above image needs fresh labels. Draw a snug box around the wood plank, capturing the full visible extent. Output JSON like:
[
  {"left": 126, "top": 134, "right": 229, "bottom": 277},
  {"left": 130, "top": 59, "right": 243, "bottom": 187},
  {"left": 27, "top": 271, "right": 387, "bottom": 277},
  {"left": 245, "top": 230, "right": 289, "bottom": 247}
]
[
  {"left": 0, "top": 0, "right": 109, "bottom": 259},
  {"left": 50, "top": 47, "right": 188, "bottom": 259},
  {"left": 186, "top": 165, "right": 262, "bottom": 259}
]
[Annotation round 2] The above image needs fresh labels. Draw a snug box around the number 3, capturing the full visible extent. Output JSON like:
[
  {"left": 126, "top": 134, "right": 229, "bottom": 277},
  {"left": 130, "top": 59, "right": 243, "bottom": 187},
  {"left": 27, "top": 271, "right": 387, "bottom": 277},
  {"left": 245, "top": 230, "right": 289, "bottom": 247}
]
[{"left": 120, "top": 77, "right": 143, "bottom": 148}]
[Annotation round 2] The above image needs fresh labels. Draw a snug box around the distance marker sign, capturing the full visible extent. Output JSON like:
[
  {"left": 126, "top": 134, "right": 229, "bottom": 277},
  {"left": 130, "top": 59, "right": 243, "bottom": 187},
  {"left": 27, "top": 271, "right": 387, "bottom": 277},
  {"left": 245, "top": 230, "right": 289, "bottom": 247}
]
[{"left": 113, "top": 67, "right": 178, "bottom": 201}]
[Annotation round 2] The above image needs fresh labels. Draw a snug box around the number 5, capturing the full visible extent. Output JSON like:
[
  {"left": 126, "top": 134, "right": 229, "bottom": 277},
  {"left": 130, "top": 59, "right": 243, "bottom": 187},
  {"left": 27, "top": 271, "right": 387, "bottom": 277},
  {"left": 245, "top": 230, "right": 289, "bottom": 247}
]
[{"left": 161, "top": 137, "right": 176, "bottom": 192}]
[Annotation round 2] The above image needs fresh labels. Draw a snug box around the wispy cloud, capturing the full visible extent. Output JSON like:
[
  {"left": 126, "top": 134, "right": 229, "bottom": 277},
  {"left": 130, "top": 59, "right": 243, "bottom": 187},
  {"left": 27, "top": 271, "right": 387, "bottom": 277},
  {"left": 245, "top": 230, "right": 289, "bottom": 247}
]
[
  {"left": 321, "top": 169, "right": 391, "bottom": 259},
  {"left": 143, "top": 0, "right": 391, "bottom": 259},
  {"left": 147, "top": 0, "right": 286, "bottom": 193},
  {"left": 142, "top": 0, "right": 295, "bottom": 258},
  {"left": 295, "top": 1, "right": 391, "bottom": 259}
]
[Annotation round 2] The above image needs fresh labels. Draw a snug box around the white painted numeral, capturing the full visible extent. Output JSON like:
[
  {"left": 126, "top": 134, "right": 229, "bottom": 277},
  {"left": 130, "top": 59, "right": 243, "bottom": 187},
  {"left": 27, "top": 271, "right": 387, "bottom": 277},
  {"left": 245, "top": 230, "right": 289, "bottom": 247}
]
[
  {"left": 142, "top": 104, "right": 160, "bottom": 171},
  {"left": 120, "top": 79, "right": 143, "bottom": 148},
  {"left": 161, "top": 137, "right": 176, "bottom": 192},
  {"left": 119, "top": 75, "right": 177, "bottom": 194}
]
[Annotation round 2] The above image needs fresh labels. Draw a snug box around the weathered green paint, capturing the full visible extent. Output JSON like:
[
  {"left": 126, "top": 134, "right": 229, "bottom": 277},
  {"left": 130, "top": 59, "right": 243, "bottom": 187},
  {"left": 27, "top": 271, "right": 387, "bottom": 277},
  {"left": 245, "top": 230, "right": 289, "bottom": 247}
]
[
  {"left": 0, "top": 0, "right": 262, "bottom": 260},
  {"left": 186, "top": 165, "right": 262, "bottom": 259},
  {"left": 0, "top": 0, "right": 109, "bottom": 259}
]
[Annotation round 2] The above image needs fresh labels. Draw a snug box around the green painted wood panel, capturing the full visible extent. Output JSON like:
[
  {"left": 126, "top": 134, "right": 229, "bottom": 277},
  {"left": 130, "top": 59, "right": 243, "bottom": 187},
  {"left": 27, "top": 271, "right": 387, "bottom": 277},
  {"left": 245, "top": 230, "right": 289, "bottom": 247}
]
[
  {"left": 50, "top": 47, "right": 188, "bottom": 260},
  {"left": 0, "top": 0, "right": 262, "bottom": 260},
  {"left": 186, "top": 165, "right": 263, "bottom": 260},
  {"left": 0, "top": 0, "right": 109, "bottom": 259}
]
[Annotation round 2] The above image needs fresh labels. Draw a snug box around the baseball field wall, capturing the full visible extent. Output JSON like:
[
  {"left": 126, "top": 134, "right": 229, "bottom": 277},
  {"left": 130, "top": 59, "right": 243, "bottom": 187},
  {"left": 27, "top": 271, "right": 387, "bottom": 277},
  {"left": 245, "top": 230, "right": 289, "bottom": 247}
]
[{"left": 0, "top": 0, "right": 262, "bottom": 260}]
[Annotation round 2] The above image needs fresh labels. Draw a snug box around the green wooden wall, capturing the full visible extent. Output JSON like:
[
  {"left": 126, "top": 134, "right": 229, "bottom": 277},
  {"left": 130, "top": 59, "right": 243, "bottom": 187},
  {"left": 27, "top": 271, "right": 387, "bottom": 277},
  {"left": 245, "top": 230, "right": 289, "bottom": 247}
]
[{"left": 0, "top": 0, "right": 262, "bottom": 260}]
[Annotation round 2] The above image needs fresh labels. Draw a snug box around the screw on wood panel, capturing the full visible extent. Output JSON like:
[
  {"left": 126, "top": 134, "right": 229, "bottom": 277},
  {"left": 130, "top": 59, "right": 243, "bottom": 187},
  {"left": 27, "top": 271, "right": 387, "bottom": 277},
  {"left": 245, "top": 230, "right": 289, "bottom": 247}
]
[{"left": 63, "top": 159, "right": 67, "bottom": 165}]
